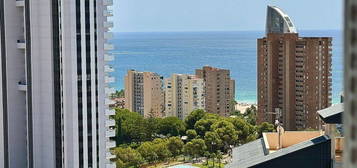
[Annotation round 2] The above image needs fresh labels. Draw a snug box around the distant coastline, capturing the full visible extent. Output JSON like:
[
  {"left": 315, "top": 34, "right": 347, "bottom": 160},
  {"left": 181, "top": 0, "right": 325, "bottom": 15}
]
[{"left": 109, "top": 30, "right": 343, "bottom": 104}]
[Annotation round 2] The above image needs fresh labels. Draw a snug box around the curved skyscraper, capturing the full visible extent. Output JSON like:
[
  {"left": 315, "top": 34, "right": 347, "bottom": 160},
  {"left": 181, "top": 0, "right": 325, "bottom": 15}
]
[
  {"left": 266, "top": 6, "right": 297, "bottom": 34},
  {"left": 258, "top": 6, "right": 332, "bottom": 130}
]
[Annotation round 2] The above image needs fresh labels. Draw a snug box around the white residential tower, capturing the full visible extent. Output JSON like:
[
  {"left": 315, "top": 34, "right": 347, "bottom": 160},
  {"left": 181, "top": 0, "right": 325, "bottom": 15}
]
[
  {"left": 164, "top": 74, "right": 205, "bottom": 119},
  {"left": 0, "top": 0, "right": 116, "bottom": 167}
]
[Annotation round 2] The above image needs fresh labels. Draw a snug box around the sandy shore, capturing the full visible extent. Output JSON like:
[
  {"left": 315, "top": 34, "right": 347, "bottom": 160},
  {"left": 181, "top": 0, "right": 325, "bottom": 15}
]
[{"left": 235, "top": 103, "right": 257, "bottom": 113}]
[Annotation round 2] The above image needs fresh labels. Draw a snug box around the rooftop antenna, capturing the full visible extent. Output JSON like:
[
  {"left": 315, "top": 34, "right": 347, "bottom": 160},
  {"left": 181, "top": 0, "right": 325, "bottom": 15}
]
[{"left": 267, "top": 108, "right": 284, "bottom": 149}]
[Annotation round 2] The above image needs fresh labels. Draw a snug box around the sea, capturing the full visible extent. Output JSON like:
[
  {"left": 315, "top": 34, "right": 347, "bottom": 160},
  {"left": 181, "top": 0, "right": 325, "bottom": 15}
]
[{"left": 109, "top": 30, "right": 343, "bottom": 104}]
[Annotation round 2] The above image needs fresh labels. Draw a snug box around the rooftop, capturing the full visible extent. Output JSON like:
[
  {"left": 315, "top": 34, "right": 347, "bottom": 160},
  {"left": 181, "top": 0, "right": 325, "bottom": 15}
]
[
  {"left": 318, "top": 103, "right": 343, "bottom": 124},
  {"left": 226, "top": 131, "right": 330, "bottom": 168}
]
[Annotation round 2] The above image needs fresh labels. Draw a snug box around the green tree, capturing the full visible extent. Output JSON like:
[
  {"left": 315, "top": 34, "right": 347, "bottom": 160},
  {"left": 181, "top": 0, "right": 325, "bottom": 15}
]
[
  {"left": 158, "top": 117, "right": 186, "bottom": 136},
  {"left": 185, "top": 109, "right": 206, "bottom": 129},
  {"left": 186, "top": 129, "right": 198, "bottom": 140},
  {"left": 216, "top": 151, "right": 223, "bottom": 168},
  {"left": 142, "top": 138, "right": 172, "bottom": 162},
  {"left": 113, "top": 109, "right": 151, "bottom": 144},
  {"left": 154, "top": 141, "right": 172, "bottom": 162},
  {"left": 194, "top": 118, "right": 218, "bottom": 137},
  {"left": 230, "top": 110, "right": 243, "bottom": 117},
  {"left": 211, "top": 120, "right": 238, "bottom": 152},
  {"left": 228, "top": 117, "right": 257, "bottom": 144},
  {"left": 204, "top": 131, "right": 223, "bottom": 153},
  {"left": 183, "top": 138, "right": 207, "bottom": 161},
  {"left": 244, "top": 105, "right": 257, "bottom": 125},
  {"left": 112, "top": 147, "right": 144, "bottom": 168},
  {"left": 145, "top": 117, "right": 161, "bottom": 139},
  {"left": 257, "top": 122, "right": 275, "bottom": 138},
  {"left": 167, "top": 137, "right": 184, "bottom": 159},
  {"left": 116, "top": 159, "right": 125, "bottom": 168},
  {"left": 137, "top": 142, "right": 158, "bottom": 163}
]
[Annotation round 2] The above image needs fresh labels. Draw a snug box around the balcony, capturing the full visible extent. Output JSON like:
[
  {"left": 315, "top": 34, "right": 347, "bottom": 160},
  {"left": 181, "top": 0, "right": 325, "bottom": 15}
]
[
  {"left": 106, "top": 152, "right": 116, "bottom": 160},
  {"left": 104, "top": 65, "right": 114, "bottom": 73},
  {"left": 104, "top": 32, "right": 113, "bottom": 40},
  {"left": 103, "top": 0, "right": 113, "bottom": 6},
  {"left": 105, "top": 98, "right": 115, "bottom": 105},
  {"left": 106, "top": 119, "right": 116, "bottom": 127},
  {"left": 16, "top": 0, "right": 25, "bottom": 7},
  {"left": 104, "top": 54, "right": 114, "bottom": 61},
  {"left": 18, "top": 81, "right": 27, "bottom": 91},
  {"left": 106, "top": 163, "right": 116, "bottom": 168},
  {"left": 106, "top": 109, "right": 115, "bottom": 116},
  {"left": 104, "top": 21, "right": 114, "bottom": 28},
  {"left": 105, "top": 87, "right": 116, "bottom": 95},
  {"left": 105, "top": 76, "right": 115, "bottom": 83},
  {"left": 104, "top": 43, "right": 114, "bottom": 50},
  {"left": 106, "top": 140, "right": 116, "bottom": 149},
  {"left": 17, "top": 40, "right": 26, "bottom": 49},
  {"left": 106, "top": 129, "right": 116, "bottom": 138},
  {"left": 103, "top": 10, "right": 113, "bottom": 17}
]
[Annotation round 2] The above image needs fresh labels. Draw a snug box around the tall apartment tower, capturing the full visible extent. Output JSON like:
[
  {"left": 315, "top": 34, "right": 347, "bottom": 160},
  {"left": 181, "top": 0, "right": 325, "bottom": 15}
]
[
  {"left": 196, "top": 66, "right": 235, "bottom": 117},
  {"left": 257, "top": 6, "right": 332, "bottom": 130},
  {"left": 0, "top": 0, "right": 116, "bottom": 168},
  {"left": 164, "top": 74, "right": 205, "bottom": 120},
  {"left": 124, "top": 70, "right": 164, "bottom": 118}
]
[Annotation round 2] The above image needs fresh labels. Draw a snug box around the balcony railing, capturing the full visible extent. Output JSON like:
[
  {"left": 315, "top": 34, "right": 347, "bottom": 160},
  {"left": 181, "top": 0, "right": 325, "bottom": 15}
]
[
  {"left": 105, "top": 109, "right": 115, "bottom": 116},
  {"left": 105, "top": 87, "right": 116, "bottom": 95},
  {"left": 106, "top": 119, "right": 116, "bottom": 127},
  {"left": 104, "top": 65, "right": 115, "bottom": 73},
  {"left": 103, "top": 0, "right": 113, "bottom": 6},
  {"left": 104, "top": 32, "right": 113, "bottom": 40},
  {"left": 17, "top": 40, "right": 26, "bottom": 49},
  {"left": 104, "top": 43, "right": 114, "bottom": 50},
  {"left": 105, "top": 99, "right": 115, "bottom": 105},
  {"left": 103, "top": 10, "right": 113, "bottom": 17},
  {"left": 106, "top": 152, "right": 116, "bottom": 160},
  {"left": 18, "top": 81, "right": 27, "bottom": 91},
  {"left": 105, "top": 76, "right": 115, "bottom": 83},
  {"left": 16, "top": 0, "right": 25, "bottom": 7},
  {"left": 104, "top": 21, "right": 114, "bottom": 28},
  {"left": 106, "top": 129, "right": 116, "bottom": 138},
  {"left": 106, "top": 140, "right": 116, "bottom": 149},
  {"left": 104, "top": 54, "right": 114, "bottom": 62}
]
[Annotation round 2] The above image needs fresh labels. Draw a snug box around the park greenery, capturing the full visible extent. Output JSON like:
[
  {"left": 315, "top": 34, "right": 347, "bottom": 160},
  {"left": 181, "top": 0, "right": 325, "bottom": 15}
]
[{"left": 111, "top": 106, "right": 275, "bottom": 168}]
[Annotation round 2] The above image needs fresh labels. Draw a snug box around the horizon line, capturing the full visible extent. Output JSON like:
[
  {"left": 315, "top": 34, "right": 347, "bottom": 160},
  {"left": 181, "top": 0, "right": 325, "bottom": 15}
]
[{"left": 113, "top": 29, "right": 342, "bottom": 33}]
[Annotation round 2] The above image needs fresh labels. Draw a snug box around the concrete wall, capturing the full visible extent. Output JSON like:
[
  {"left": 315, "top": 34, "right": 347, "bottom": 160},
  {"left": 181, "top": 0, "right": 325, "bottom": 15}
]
[
  {"left": 3, "top": 0, "right": 28, "bottom": 167},
  {"left": 30, "top": 0, "right": 56, "bottom": 167},
  {"left": 264, "top": 131, "right": 323, "bottom": 150}
]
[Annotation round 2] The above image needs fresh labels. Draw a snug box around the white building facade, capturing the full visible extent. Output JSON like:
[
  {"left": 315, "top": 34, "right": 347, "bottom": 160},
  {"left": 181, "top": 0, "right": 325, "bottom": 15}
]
[
  {"left": 0, "top": 0, "right": 116, "bottom": 167},
  {"left": 164, "top": 74, "right": 205, "bottom": 119}
]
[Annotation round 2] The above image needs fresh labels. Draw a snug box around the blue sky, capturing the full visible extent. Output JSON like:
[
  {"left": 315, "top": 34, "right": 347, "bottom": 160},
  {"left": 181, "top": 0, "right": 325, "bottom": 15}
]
[{"left": 112, "top": 0, "right": 342, "bottom": 32}]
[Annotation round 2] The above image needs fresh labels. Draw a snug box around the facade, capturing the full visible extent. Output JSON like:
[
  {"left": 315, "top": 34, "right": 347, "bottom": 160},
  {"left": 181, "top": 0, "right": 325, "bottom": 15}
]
[
  {"left": 257, "top": 6, "right": 332, "bottom": 130},
  {"left": 125, "top": 70, "right": 164, "bottom": 118},
  {"left": 164, "top": 74, "right": 205, "bottom": 119},
  {"left": 196, "top": 66, "right": 235, "bottom": 117},
  {"left": 0, "top": 0, "right": 116, "bottom": 168},
  {"left": 343, "top": 1, "right": 357, "bottom": 167}
]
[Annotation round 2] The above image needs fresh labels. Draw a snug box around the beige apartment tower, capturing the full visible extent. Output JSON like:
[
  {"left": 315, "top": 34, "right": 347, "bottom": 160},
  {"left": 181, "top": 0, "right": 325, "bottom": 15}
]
[
  {"left": 196, "top": 66, "right": 235, "bottom": 117},
  {"left": 257, "top": 6, "right": 332, "bottom": 130},
  {"left": 125, "top": 70, "right": 164, "bottom": 118},
  {"left": 164, "top": 74, "right": 205, "bottom": 119}
]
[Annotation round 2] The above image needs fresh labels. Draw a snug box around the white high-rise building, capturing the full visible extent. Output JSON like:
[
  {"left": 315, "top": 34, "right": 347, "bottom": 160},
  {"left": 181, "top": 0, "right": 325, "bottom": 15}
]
[
  {"left": 164, "top": 74, "right": 205, "bottom": 119},
  {"left": 0, "top": 0, "right": 116, "bottom": 167}
]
